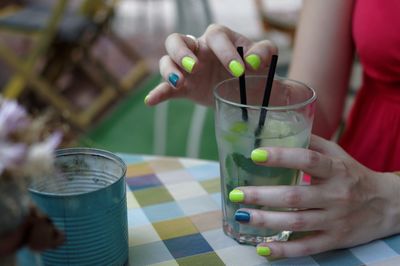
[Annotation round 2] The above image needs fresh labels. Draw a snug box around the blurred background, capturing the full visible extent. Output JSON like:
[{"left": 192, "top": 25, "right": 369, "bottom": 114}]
[{"left": 0, "top": 0, "right": 360, "bottom": 161}]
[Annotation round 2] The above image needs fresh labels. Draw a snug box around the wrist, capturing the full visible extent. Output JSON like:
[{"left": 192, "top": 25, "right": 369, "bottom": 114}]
[{"left": 376, "top": 172, "right": 400, "bottom": 235}]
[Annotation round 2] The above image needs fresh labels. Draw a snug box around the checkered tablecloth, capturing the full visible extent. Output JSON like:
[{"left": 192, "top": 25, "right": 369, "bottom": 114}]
[{"left": 120, "top": 154, "right": 400, "bottom": 266}]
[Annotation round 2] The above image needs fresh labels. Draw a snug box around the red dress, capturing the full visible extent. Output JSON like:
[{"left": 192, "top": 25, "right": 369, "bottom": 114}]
[{"left": 338, "top": 0, "right": 400, "bottom": 172}]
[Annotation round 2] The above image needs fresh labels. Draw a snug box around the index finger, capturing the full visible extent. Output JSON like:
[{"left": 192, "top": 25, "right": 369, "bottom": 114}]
[
  {"left": 165, "top": 33, "right": 199, "bottom": 73},
  {"left": 204, "top": 24, "right": 252, "bottom": 77},
  {"left": 251, "top": 147, "right": 334, "bottom": 178}
]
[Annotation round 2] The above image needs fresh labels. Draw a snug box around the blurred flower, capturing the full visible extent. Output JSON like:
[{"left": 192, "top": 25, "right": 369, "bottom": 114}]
[
  {"left": 0, "top": 142, "right": 27, "bottom": 176},
  {"left": 22, "top": 132, "right": 62, "bottom": 178},
  {"left": 0, "top": 96, "right": 62, "bottom": 180},
  {"left": 0, "top": 97, "right": 64, "bottom": 259},
  {"left": 0, "top": 98, "right": 29, "bottom": 139}
]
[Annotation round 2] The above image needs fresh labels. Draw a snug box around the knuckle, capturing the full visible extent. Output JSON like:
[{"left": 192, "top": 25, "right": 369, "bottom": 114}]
[
  {"left": 272, "top": 148, "right": 284, "bottom": 163},
  {"left": 166, "top": 33, "right": 188, "bottom": 59},
  {"left": 159, "top": 55, "right": 168, "bottom": 65},
  {"left": 333, "top": 158, "right": 350, "bottom": 174},
  {"left": 206, "top": 24, "right": 225, "bottom": 34},
  {"left": 251, "top": 211, "right": 267, "bottom": 227},
  {"left": 297, "top": 245, "right": 315, "bottom": 256},
  {"left": 272, "top": 245, "right": 285, "bottom": 258},
  {"left": 170, "top": 32, "right": 181, "bottom": 40},
  {"left": 165, "top": 33, "right": 178, "bottom": 46},
  {"left": 264, "top": 40, "right": 279, "bottom": 54},
  {"left": 326, "top": 158, "right": 334, "bottom": 173},
  {"left": 283, "top": 188, "right": 302, "bottom": 207},
  {"left": 304, "top": 150, "right": 320, "bottom": 169},
  {"left": 289, "top": 214, "right": 306, "bottom": 231},
  {"left": 247, "top": 188, "right": 262, "bottom": 204}
]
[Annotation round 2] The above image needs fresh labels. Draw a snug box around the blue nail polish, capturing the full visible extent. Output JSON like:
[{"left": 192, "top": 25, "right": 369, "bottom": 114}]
[
  {"left": 235, "top": 210, "right": 250, "bottom": 222},
  {"left": 168, "top": 73, "right": 179, "bottom": 87}
]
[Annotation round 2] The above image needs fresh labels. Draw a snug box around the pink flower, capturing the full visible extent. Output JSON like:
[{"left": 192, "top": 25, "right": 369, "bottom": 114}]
[
  {"left": 0, "top": 98, "right": 29, "bottom": 139},
  {"left": 0, "top": 142, "right": 27, "bottom": 176},
  {"left": 0, "top": 97, "right": 63, "bottom": 178},
  {"left": 22, "top": 132, "right": 63, "bottom": 177}
]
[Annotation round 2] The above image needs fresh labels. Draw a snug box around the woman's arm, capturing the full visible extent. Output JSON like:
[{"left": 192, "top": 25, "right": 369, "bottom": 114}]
[{"left": 289, "top": 0, "right": 355, "bottom": 139}]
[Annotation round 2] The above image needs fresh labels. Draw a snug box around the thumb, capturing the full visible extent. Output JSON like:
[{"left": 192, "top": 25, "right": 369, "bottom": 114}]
[{"left": 145, "top": 82, "right": 186, "bottom": 106}]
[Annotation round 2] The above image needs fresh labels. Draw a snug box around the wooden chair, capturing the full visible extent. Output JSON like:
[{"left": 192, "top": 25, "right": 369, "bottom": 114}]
[
  {"left": 0, "top": 0, "right": 149, "bottom": 129},
  {"left": 254, "top": 0, "right": 300, "bottom": 46}
]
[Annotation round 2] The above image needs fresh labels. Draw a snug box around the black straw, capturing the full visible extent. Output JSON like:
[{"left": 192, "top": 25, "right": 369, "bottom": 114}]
[
  {"left": 254, "top": 54, "right": 278, "bottom": 147},
  {"left": 237, "top": 47, "right": 248, "bottom": 121}
]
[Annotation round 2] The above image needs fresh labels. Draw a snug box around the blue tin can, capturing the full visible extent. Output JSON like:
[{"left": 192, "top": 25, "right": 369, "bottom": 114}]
[{"left": 28, "top": 148, "right": 128, "bottom": 266}]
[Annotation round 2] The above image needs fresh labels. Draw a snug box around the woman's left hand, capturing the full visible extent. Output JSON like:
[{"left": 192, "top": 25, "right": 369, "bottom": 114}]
[{"left": 231, "top": 135, "right": 400, "bottom": 257}]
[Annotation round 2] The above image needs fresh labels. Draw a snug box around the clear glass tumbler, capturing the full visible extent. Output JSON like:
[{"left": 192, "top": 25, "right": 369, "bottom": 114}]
[{"left": 214, "top": 75, "right": 316, "bottom": 245}]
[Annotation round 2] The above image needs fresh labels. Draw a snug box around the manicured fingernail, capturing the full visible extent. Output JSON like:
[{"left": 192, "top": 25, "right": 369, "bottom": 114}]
[
  {"left": 182, "top": 56, "right": 195, "bottom": 73},
  {"left": 235, "top": 210, "right": 250, "bottom": 222},
  {"left": 257, "top": 246, "right": 271, "bottom": 256},
  {"left": 245, "top": 54, "right": 261, "bottom": 70},
  {"left": 144, "top": 95, "right": 150, "bottom": 105},
  {"left": 229, "top": 189, "right": 244, "bottom": 203},
  {"left": 229, "top": 60, "right": 244, "bottom": 77},
  {"left": 168, "top": 73, "right": 179, "bottom": 87},
  {"left": 251, "top": 149, "right": 268, "bottom": 163}
]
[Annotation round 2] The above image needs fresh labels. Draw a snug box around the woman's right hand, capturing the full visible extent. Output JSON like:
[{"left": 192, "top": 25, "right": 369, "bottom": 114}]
[{"left": 145, "top": 24, "right": 278, "bottom": 107}]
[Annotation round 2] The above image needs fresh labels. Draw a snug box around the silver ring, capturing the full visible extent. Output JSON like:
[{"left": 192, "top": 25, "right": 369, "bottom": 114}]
[{"left": 185, "top": 34, "right": 199, "bottom": 54}]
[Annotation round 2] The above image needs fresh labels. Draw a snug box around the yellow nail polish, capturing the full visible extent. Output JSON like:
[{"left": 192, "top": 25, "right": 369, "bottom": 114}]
[
  {"left": 229, "top": 189, "right": 244, "bottom": 203},
  {"left": 182, "top": 56, "right": 196, "bottom": 73},
  {"left": 251, "top": 149, "right": 268, "bottom": 163},
  {"left": 245, "top": 54, "right": 261, "bottom": 70},
  {"left": 257, "top": 246, "right": 271, "bottom": 256},
  {"left": 229, "top": 60, "right": 244, "bottom": 77},
  {"left": 144, "top": 95, "right": 150, "bottom": 105}
]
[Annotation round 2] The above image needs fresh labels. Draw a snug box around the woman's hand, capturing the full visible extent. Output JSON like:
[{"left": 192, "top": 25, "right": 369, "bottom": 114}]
[
  {"left": 231, "top": 135, "right": 400, "bottom": 257},
  {"left": 145, "top": 24, "right": 277, "bottom": 107}
]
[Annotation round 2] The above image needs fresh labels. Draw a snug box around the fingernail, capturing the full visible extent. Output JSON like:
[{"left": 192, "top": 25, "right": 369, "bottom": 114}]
[
  {"left": 229, "top": 189, "right": 244, "bottom": 203},
  {"left": 251, "top": 149, "right": 268, "bottom": 163},
  {"left": 229, "top": 60, "right": 244, "bottom": 77},
  {"left": 245, "top": 54, "right": 261, "bottom": 70},
  {"left": 235, "top": 210, "right": 250, "bottom": 222},
  {"left": 257, "top": 246, "right": 271, "bottom": 256},
  {"left": 144, "top": 95, "right": 150, "bottom": 105},
  {"left": 168, "top": 73, "right": 179, "bottom": 87},
  {"left": 182, "top": 56, "right": 195, "bottom": 73}
]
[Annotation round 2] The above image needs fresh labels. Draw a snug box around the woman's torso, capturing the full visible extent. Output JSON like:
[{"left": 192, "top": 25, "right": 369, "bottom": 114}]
[{"left": 339, "top": 0, "right": 400, "bottom": 171}]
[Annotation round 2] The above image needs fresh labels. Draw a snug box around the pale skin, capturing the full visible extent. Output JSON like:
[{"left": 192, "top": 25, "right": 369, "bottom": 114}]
[{"left": 146, "top": 0, "right": 400, "bottom": 258}]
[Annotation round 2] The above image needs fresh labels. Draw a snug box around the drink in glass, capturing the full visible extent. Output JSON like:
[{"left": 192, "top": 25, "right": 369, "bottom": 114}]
[{"left": 214, "top": 75, "right": 316, "bottom": 245}]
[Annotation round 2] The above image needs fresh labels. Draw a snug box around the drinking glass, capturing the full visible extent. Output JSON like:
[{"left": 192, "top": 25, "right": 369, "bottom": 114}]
[{"left": 214, "top": 75, "right": 316, "bottom": 245}]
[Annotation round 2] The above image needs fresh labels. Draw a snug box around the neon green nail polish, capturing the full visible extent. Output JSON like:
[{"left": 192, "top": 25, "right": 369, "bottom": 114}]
[
  {"left": 251, "top": 149, "right": 268, "bottom": 163},
  {"left": 245, "top": 54, "right": 261, "bottom": 70},
  {"left": 257, "top": 246, "right": 271, "bottom": 256},
  {"left": 229, "top": 60, "right": 244, "bottom": 77},
  {"left": 182, "top": 56, "right": 196, "bottom": 73},
  {"left": 144, "top": 95, "right": 150, "bottom": 105},
  {"left": 229, "top": 189, "right": 244, "bottom": 203}
]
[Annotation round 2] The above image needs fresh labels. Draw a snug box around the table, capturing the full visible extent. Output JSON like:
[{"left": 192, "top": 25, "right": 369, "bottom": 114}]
[{"left": 121, "top": 154, "right": 400, "bottom": 266}]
